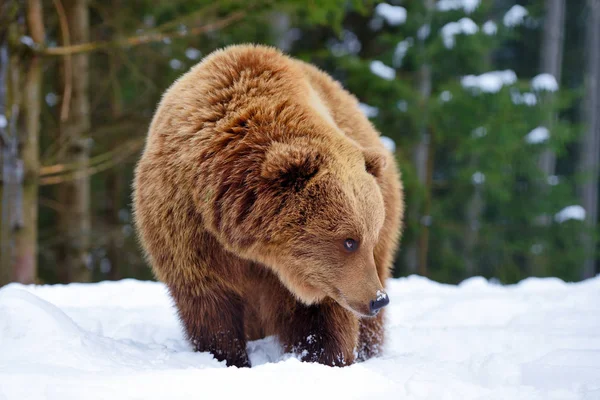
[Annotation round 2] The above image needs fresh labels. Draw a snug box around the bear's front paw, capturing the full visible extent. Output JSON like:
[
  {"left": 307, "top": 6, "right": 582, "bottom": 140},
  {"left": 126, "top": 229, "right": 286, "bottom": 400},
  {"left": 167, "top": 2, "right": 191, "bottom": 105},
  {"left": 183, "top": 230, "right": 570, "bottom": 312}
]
[
  {"left": 194, "top": 337, "right": 251, "bottom": 368},
  {"left": 224, "top": 350, "right": 251, "bottom": 368},
  {"left": 292, "top": 333, "right": 355, "bottom": 367}
]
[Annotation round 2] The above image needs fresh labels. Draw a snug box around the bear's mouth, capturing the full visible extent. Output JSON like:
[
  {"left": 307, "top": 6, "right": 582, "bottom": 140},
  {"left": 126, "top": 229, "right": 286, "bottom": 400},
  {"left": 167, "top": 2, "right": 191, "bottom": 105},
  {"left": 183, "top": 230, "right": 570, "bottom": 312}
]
[
  {"left": 326, "top": 284, "right": 388, "bottom": 318},
  {"left": 327, "top": 288, "right": 377, "bottom": 318}
]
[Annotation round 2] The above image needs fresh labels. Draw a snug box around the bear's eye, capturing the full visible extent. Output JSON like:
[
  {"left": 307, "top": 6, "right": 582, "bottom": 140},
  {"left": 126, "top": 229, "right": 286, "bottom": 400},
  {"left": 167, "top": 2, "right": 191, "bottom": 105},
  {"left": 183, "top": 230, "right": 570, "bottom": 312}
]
[{"left": 343, "top": 238, "right": 358, "bottom": 252}]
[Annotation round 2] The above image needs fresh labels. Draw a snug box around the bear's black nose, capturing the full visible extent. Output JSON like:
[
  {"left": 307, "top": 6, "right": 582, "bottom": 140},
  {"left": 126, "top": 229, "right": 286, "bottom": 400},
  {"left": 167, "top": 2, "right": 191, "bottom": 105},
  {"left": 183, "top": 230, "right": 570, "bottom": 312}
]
[{"left": 369, "top": 291, "right": 390, "bottom": 314}]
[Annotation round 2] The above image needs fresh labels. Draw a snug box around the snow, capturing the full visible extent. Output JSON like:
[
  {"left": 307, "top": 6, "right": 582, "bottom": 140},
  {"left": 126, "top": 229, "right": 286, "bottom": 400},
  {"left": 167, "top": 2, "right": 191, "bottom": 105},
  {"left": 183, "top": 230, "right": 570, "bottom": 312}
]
[
  {"left": 397, "top": 100, "right": 408, "bottom": 112},
  {"left": 185, "top": 48, "right": 201, "bottom": 60},
  {"left": 359, "top": 102, "right": 379, "bottom": 118},
  {"left": 20, "top": 36, "right": 35, "bottom": 47},
  {"left": 1, "top": 276, "right": 599, "bottom": 400},
  {"left": 437, "top": 0, "right": 480, "bottom": 14},
  {"left": 393, "top": 39, "right": 412, "bottom": 67},
  {"left": 441, "top": 18, "right": 479, "bottom": 49},
  {"left": 511, "top": 89, "right": 537, "bottom": 106},
  {"left": 169, "top": 59, "right": 183, "bottom": 70},
  {"left": 555, "top": 205, "right": 586, "bottom": 223},
  {"left": 370, "top": 60, "right": 396, "bottom": 81},
  {"left": 461, "top": 70, "right": 517, "bottom": 93},
  {"left": 380, "top": 136, "right": 396, "bottom": 152},
  {"left": 329, "top": 30, "right": 362, "bottom": 56},
  {"left": 503, "top": 5, "right": 528, "bottom": 27},
  {"left": 45, "top": 92, "right": 58, "bottom": 107},
  {"left": 374, "top": 3, "right": 407, "bottom": 26},
  {"left": 472, "top": 126, "right": 487, "bottom": 138},
  {"left": 482, "top": 20, "right": 498, "bottom": 35},
  {"left": 525, "top": 126, "right": 550, "bottom": 144},
  {"left": 472, "top": 171, "right": 485, "bottom": 184},
  {"left": 417, "top": 24, "right": 431, "bottom": 40},
  {"left": 440, "top": 90, "right": 453, "bottom": 102},
  {"left": 547, "top": 175, "right": 559, "bottom": 186},
  {"left": 532, "top": 73, "right": 559, "bottom": 92}
]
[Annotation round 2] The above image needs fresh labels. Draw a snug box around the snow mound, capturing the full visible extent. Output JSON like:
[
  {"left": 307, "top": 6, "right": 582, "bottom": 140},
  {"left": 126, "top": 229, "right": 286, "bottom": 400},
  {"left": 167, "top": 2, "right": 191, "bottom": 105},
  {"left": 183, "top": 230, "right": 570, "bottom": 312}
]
[
  {"left": 1, "top": 276, "right": 600, "bottom": 400},
  {"left": 461, "top": 70, "right": 517, "bottom": 93}
]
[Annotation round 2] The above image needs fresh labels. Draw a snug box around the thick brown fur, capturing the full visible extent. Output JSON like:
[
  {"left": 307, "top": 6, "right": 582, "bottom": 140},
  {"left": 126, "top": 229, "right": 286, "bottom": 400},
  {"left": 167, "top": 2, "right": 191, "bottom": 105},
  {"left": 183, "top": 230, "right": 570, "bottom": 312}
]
[{"left": 132, "top": 44, "right": 404, "bottom": 367}]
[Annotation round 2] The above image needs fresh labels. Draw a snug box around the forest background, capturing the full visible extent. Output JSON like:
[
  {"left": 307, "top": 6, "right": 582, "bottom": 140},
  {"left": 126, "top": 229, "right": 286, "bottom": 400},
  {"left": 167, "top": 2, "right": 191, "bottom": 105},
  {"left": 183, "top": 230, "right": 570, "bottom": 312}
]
[{"left": 0, "top": 0, "right": 598, "bottom": 286}]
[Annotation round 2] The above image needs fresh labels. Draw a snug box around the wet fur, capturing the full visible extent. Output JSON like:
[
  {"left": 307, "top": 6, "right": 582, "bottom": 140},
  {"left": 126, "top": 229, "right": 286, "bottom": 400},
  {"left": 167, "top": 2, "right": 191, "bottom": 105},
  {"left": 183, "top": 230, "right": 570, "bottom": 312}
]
[{"left": 132, "top": 44, "right": 404, "bottom": 367}]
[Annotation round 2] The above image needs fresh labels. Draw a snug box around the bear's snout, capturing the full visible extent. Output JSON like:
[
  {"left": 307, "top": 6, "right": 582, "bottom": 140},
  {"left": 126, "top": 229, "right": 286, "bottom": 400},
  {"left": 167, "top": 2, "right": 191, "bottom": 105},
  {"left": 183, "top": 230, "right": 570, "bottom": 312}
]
[{"left": 369, "top": 290, "right": 390, "bottom": 315}]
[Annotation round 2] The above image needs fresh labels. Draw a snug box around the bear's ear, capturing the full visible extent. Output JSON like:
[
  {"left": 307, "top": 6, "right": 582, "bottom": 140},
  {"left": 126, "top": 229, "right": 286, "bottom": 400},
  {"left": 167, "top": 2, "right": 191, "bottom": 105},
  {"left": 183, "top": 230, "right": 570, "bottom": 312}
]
[
  {"left": 261, "top": 142, "right": 321, "bottom": 187},
  {"left": 363, "top": 148, "right": 388, "bottom": 178}
]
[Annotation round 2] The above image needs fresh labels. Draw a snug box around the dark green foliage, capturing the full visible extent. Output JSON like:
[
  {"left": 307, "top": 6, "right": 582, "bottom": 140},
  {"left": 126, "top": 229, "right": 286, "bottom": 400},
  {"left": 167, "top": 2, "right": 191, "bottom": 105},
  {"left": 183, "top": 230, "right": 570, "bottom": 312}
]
[{"left": 31, "top": 0, "right": 596, "bottom": 285}]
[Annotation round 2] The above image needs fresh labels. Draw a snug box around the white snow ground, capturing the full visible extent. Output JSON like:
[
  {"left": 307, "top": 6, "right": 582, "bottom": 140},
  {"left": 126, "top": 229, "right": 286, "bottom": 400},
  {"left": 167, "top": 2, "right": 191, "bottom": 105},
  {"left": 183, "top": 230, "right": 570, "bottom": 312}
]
[{"left": 1, "top": 275, "right": 599, "bottom": 400}]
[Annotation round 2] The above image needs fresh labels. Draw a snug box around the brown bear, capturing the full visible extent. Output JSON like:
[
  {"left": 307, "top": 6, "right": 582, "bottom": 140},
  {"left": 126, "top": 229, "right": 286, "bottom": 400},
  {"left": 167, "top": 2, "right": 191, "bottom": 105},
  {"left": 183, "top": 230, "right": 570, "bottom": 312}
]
[{"left": 132, "top": 44, "right": 404, "bottom": 368}]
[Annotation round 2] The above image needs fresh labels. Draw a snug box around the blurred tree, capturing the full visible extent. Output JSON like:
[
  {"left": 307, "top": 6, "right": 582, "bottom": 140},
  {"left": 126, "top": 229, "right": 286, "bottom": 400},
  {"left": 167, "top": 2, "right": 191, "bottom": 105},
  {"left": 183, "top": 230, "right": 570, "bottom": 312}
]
[
  {"left": 0, "top": 1, "right": 22, "bottom": 286},
  {"left": 54, "top": 0, "right": 92, "bottom": 282},
  {"left": 537, "top": 0, "right": 565, "bottom": 178},
  {"left": 13, "top": 0, "right": 45, "bottom": 284},
  {"left": 0, "top": 0, "right": 596, "bottom": 287},
  {"left": 578, "top": 0, "right": 599, "bottom": 279},
  {"left": 289, "top": 0, "right": 585, "bottom": 283}
]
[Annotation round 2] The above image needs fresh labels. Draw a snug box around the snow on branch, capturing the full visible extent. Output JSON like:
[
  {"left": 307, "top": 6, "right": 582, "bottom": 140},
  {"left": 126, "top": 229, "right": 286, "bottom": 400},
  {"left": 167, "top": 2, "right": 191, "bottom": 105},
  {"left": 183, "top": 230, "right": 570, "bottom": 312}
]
[
  {"left": 482, "top": 21, "right": 497, "bottom": 35},
  {"left": 437, "top": 0, "right": 481, "bottom": 14},
  {"left": 370, "top": 60, "right": 396, "bottom": 81},
  {"left": 375, "top": 3, "right": 407, "bottom": 26},
  {"left": 525, "top": 127, "right": 550, "bottom": 144},
  {"left": 441, "top": 18, "right": 478, "bottom": 48},
  {"left": 503, "top": 5, "right": 528, "bottom": 27},
  {"left": 555, "top": 205, "right": 586, "bottom": 223},
  {"left": 461, "top": 70, "right": 517, "bottom": 93},
  {"left": 531, "top": 73, "right": 559, "bottom": 92}
]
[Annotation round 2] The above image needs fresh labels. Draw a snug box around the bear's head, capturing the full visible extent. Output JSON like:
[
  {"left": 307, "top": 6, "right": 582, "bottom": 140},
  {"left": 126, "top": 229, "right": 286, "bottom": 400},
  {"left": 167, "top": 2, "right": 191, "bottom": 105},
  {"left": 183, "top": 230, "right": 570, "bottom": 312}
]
[{"left": 259, "top": 138, "right": 390, "bottom": 317}]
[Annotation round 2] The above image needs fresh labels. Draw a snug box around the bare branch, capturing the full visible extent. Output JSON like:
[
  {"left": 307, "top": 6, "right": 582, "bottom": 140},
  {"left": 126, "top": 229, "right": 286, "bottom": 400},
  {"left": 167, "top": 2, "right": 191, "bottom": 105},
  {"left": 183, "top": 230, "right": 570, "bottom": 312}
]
[
  {"left": 39, "top": 138, "right": 143, "bottom": 185},
  {"left": 40, "top": 137, "right": 142, "bottom": 176},
  {"left": 38, "top": 11, "right": 245, "bottom": 57}
]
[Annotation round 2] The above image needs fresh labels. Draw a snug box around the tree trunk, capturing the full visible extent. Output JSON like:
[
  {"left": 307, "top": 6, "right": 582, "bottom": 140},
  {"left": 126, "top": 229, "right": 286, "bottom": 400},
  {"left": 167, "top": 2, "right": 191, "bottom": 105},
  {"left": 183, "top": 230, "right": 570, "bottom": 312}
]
[
  {"left": 405, "top": 0, "right": 434, "bottom": 277},
  {"left": 0, "top": 2, "right": 24, "bottom": 286},
  {"left": 56, "top": 0, "right": 92, "bottom": 283},
  {"left": 538, "top": 0, "right": 565, "bottom": 177},
  {"left": 527, "top": 0, "right": 566, "bottom": 277},
  {"left": 578, "top": 0, "right": 600, "bottom": 279},
  {"left": 106, "top": 26, "right": 123, "bottom": 280},
  {"left": 13, "top": 0, "right": 44, "bottom": 284}
]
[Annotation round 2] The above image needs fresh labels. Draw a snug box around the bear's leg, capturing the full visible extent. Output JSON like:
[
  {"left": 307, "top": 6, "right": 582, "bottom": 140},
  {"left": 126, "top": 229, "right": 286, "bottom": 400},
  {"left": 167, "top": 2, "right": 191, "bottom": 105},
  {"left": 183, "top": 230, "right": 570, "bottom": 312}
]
[
  {"left": 277, "top": 299, "right": 359, "bottom": 366},
  {"left": 170, "top": 284, "right": 250, "bottom": 368},
  {"left": 356, "top": 310, "right": 386, "bottom": 361}
]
